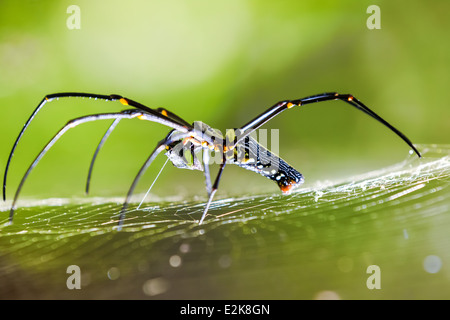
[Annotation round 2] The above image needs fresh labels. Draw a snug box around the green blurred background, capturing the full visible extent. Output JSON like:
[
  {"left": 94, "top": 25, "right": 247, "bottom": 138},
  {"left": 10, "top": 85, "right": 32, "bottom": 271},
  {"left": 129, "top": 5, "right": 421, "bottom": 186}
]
[
  {"left": 1, "top": 0, "right": 448, "bottom": 200},
  {"left": 1, "top": 0, "right": 450, "bottom": 301}
]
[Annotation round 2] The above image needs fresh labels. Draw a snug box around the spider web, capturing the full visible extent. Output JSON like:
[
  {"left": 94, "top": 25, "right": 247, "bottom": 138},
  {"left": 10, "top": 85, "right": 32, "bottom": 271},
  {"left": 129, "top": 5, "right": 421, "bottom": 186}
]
[
  {"left": 1, "top": 144, "right": 447, "bottom": 231},
  {"left": 0, "top": 144, "right": 449, "bottom": 299}
]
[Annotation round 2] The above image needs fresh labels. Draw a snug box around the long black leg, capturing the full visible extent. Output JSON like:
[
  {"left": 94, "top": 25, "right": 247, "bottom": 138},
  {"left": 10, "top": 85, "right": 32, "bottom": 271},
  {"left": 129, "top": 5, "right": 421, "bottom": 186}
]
[
  {"left": 3, "top": 92, "right": 192, "bottom": 201},
  {"left": 156, "top": 107, "right": 192, "bottom": 128},
  {"left": 237, "top": 92, "right": 421, "bottom": 158},
  {"left": 117, "top": 143, "right": 167, "bottom": 230},
  {"left": 8, "top": 109, "right": 186, "bottom": 224},
  {"left": 3, "top": 93, "right": 118, "bottom": 201},
  {"left": 199, "top": 161, "right": 226, "bottom": 225},
  {"left": 118, "top": 97, "right": 192, "bottom": 131},
  {"left": 118, "top": 132, "right": 190, "bottom": 230},
  {"left": 86, "top": 118, "right": 121, "bottom": 195}
]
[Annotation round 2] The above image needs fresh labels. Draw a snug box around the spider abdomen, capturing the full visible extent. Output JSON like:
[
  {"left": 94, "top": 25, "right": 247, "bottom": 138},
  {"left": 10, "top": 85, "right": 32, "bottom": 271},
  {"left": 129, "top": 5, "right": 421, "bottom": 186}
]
[{"left": 229, "top": 135, "right": 304, "bottom": 194}]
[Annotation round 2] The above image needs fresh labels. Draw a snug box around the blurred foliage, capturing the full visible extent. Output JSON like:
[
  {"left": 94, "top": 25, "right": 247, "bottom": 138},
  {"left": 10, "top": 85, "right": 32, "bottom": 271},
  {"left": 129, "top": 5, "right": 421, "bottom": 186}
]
[
  {"left": 0, "top": 0, "right": 449, "bottom": 200},
  {"left": 1, "top": 0, "right": 450, "bottom": 301}
]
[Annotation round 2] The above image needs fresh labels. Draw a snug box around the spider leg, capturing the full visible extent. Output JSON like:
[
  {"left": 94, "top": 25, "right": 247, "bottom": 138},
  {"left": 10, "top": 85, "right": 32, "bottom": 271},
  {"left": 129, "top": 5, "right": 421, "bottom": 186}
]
[
  {"left": 118, "top": 131, "right": 191, "bottom": 230},
  {"left": 3, "top": 93, "right": 118, "bottom": 201},
  {"left": 237, "top": 92, "right": 421, "bottom": 158},
  {"left": 86, "top": 118, "right": 121, "bottom": 195},
  {"left": 199, "top": 161, "right": 226, "bottom": 225},
  {"left": 156, "top": 107, "right": 192, "bottom": 128},
  {"left": 202, "top": 147, "right": 212, "bottom": 194},
  {"left": 8, "top": 109, "right": 177, "bottom": 224},
  {"left": 3, "top": 92, "right": 192, "bottom": 201}
]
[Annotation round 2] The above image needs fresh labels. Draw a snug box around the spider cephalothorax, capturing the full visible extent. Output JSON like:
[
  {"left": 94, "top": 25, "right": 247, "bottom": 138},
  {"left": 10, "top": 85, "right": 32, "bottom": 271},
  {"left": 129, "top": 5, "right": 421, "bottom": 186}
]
[{"left": 164, "top": 122, "right": 304, "bottom": 194}]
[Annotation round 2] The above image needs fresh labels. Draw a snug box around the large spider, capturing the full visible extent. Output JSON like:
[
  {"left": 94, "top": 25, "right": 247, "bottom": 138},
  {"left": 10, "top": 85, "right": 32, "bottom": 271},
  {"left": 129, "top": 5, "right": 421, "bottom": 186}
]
[{"left": 3, "top": 92, "right": 421, "bottom": 229}]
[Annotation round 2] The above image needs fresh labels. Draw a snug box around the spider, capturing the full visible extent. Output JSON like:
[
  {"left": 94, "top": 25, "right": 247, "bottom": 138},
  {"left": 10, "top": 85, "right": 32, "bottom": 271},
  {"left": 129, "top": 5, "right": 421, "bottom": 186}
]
[{"left": 3, "top": 92, "right": 421, "bottom": 229}]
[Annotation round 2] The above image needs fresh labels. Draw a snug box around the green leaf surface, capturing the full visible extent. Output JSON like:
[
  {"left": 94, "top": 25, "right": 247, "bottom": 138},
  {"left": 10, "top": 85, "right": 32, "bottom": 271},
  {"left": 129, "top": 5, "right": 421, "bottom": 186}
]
[{"left": 1, "top": 144, "right": 449, "bottom": 299}]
